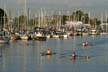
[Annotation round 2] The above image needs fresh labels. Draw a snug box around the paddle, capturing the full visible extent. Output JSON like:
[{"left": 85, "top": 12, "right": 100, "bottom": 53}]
[
  {"left": 77, "top": 42, "right": 96, "bottom": 47},
  {"left": 60, "top": 53, "right": 91, "bottom": 61}
]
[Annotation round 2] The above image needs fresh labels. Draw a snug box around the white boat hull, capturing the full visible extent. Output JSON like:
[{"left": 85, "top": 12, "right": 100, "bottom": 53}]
[
  {"left": 20, "top": 36, "right": 28, "bottom": 40},
  {"left": 100, "top": 32, "right": 108, "bottom": 35},
  {"left": 0, "top": 40, "right": 9, "bottom": 44},
  {"left": 46, "top": 35, "right": 50, "bottom": 39},
  {"left": 63, "top": 34, "right": 68, "bottom": 38},
  {"left": 82, "top": 33, "right": 88, "bottom": 36},
  {"left": 53, "top": 35, "right": 59, "bottom": 38}
]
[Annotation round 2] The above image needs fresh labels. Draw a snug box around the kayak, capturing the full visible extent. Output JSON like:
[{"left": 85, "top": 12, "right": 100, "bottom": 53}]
[
  {"left": 70, "top": 55, "right": 90, "bottom": 61},
  {"left": 41, "top": 53, "right": 56, "bottom": 56}
]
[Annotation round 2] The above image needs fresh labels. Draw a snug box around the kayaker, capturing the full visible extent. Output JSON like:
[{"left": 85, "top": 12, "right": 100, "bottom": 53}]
[
  {"left": 82, "top": 41, "right": 88, "bottom": 46},
  {"left": 72, "top": 52, "right": 76, "bottom": 59},
  {"left": 47, "top": 49, "right": 51, "bottom": 55},
  {"left": 71, "top": 51, "right": 76, "bottom": 63},
  {"left": 85, "top": 56, "right": 90, "bottom": 61}
]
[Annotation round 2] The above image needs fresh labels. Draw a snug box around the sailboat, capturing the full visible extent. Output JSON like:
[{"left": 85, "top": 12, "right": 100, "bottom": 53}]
[
  {"left": 57, "top": 11, "right": 68, "bottom": 38},
  {"left": 100, "top": 11, "right": 108, "bottom": 35},
  {"left": 0, "top": 2, "right": 9, "bottom": 44},
  {"left": 0, "top": 36, "right": 9, "bottom": 44},
  {"left": 0, "top": 31, "right": 10, "bottom": 44},
  {"left": 20, "top": 0, "right": 29, "bottom": 40},
  {"left": 33, "top": 8, "right": 46, "bottom": 41},
  {"left": 20, "top": 33, "right": 28, "bottom": 40},
  {"left": 88, "top": 12, "right": 99, "bottom": 35}
]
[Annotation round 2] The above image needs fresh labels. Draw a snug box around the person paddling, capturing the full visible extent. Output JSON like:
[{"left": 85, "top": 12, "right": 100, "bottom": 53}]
[
  {"left": 47, "top": 49, "right": 51, "bottom": 55},
  {"left": 82, "top": 41, "right": 88, "bottom": 46},
  {"left": 71, "top": 51, "right": 76, "bottom": 63},
  {"left": 72, "top": 52, "right": 76, "bottom": 59}
]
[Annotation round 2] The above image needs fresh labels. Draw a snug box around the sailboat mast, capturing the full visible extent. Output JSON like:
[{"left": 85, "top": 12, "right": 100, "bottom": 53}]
[
  {"left": 38, "top": 10, "right": 41, "bottom": 27},
  {"left": 24, "top": 0, "right": 27, "bottom": 16},
  {"left": 44, "top": 8, "right": 47, "bottom": 27},
  {"left": 41, "top": 8, "right": 44, "bottom": 28},
  {"left": 105, "top": 10, "right": 107, "bottom": 32},
  {"left": 27, "top": 8, "right": 29, "bottom": 30},
  {"left": 24, "top": 0, "right": 27, "bottom": 30},
  {"left": 3, "top": 1, "right": 6, "bottom": 29},
  {"left": 18, "top": 11, "right": 20, "bottom": 30},
  {"left": 59, "top": 11, "right": 61, "bottom": 29},
  {"left": 88, "top": 12, "right": 91, "bottom": 24},
  {"left": 101, "top": 12, "right": 103, "bottom": 31}
]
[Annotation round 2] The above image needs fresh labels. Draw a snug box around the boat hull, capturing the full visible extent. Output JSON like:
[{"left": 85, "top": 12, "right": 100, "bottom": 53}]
[
  {"left": 0, "top": 40, "right": 9, "bottom": 44},
  {"left": 33, "top": 37, "right": 47, "bottom": 41}
]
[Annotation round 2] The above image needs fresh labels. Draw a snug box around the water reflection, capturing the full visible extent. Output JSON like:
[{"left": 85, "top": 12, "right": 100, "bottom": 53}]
[
  {"left": 20, "top": 40, "right": 29, "bottom": 46},
  {"left": 47, "top": 55, "right": 51, "bottom": 60},
  {"left": 0, "top": 43, "right": 8, "bottom": 72}
]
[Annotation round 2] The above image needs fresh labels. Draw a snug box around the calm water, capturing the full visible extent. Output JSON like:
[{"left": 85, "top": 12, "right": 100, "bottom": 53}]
[{"left": 0, "top": 35, "right": 108, "bottom": 72}]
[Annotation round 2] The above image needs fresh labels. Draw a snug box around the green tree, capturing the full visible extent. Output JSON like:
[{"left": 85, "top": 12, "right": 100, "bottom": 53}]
[
  {"left": 0, "top": 8, "right": 8, "bottom": 28},
  {"left": 74, "top": 10, "right": 84, "bottom": 21}
]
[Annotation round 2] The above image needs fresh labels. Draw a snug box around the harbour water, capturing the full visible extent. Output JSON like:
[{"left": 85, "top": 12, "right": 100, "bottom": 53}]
[{"left": 0, "top": 35, "right": 108, "bottom": 72}]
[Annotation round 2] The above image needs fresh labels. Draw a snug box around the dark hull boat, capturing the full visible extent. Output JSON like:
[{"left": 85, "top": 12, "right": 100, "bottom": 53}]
[{"left": 33, "top": 36, "right": 47, "bottom": 41}]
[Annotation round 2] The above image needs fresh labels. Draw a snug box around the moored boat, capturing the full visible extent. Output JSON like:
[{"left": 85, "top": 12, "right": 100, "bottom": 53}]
[
  {"left": 88, "top": 29, "right": 99, "bottom": 35},
  {"left": 59, "top": 32, "right": 68, "bottom": 38},
  {"left": 33, "top": 32, "right": 47, "bottom": 41},
  {"left": 10, "top": 34, "right": 17, "bottom": 41},
  {"left": 20, "top": 34, "right": 29, "bottom": 40},
  {"left": 0, "top": 36, "right": 9, "bottom": 44}
]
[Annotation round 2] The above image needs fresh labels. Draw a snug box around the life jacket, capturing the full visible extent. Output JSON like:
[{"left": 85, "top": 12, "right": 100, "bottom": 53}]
[
  {"left": 72, "top": 53, "right": 75, "bottom": 57},
  {"left": 47, "top": 50, "right": 51, "bottom": 54}
]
